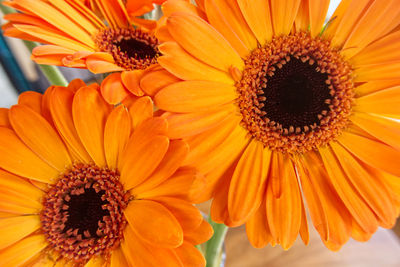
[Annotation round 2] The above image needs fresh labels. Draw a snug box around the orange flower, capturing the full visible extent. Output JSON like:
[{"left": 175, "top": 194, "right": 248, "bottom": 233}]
[
  {"left": 154, "top": 0, "right": 400, "bottom": 250},
  {"left": 2, "top": 0, "right": 166, "bottom": 104},
  {"left": 0, "top": 80, "right": 211, "bottom": 266}
]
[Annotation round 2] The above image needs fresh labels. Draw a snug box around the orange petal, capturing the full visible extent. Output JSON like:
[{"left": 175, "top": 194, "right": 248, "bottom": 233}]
[
  {"left": 298, "top": 194, "right": 309, "bottom": 245},
  {"left": 0, "top": 215, "right": 41, "bottom": 250},
  {"left": 355, "top": 86, "right": 400, "bottom": 116},
  {"left": 351, "top": 31, "right": 400, "bottom": 66},
  {"left": 266, "top": 154, "right": 302, "bottom": 250},
  {"left": 152, "top": 196, "right": 203, "bottom": 231},
  {"left": 0, "top": 169, "right": 44, "bottom": 205},
  {"left": 245, "top": 199, "right": 272, "bottom": 248},
  {"left": 121, "top": 70, "right": 146, "bottom": 96},
  {"left": 182, "top": 116, "right": 238, "bottom": 167},
  {"left": 132, "top": 140, "right": 189, "bottom": 195},
  {"left": 228, "top": 140, "right": 266, "bottom": 225},
  {"left": 128, "top": 96, "right": 153, "bottom": 129},
  {"left": 319, "top": 144, "right": 378, "bottom": 233},
  {"left": 3, "top": 13, "right": 58, "bottom": 33},
  {"left": 121, "top": 117, "right": 168, "bottom": 155},
  {"left": 155, "top": 80, "right": 236, "bottom": 113},
  {"left": 195, "top": 0, "right": 205, "bottom": 11},
  {"left": 322, "top": 0, "right": 352, "bottom": 41},
  {"left": 155, "top": 23, "right": 174, "bottom": 43},
  {"left": 337, "top": 130, "right": 400, "bottom": 177},
  {"left": 67, "top": 78, "right": 86, "bottom": 92},
  {"left": 0, "top": 128, "right": 58, "bottom": 183},
  {"left": 32, "top": 45, "right": 75, "bottom": 60},
  {"left": 0, "top": 189, "right": 42, "bottom": 215},
  {"left": 326, "top": 0, "right": 371, "bottom": 49},
  {"left": 13, "top": 0, "right": 95, "bottom": 47},
  {"left": 354, "top": 63, "right": 400, "bottom": 82},
  {"left": 126, "top": 0, "right": 156, "bottom": 17},
  {"left": 194, "top": 123, "right": 249, "bottom": 175},
  {"left": 17, "top": 91, "right": 42, "bottom": 114},
  {"left": 350, "top": 218, "right": 373, "bottom": 242},
  {"left": 157, "top": 42, "right": 233, "bottom": 85},
  {"left": 120, "top": 135, "right": 169, "bottom": 190},
  {"left": 130, "top": 17, "right": 157, "bottom": 31},
  {"left": 354, "top": 80, "right": 400, "bottom": 97},
  {"left": 184, "top": 219, "right": 213, "bottom": 245},
  {"left": 121, "top": 225, "right": 183, "bottom": 267},
  {"left": 162, "top": 105, "right": 237, "bottom": 139},
  {"left": 204, "top": 0, "right": 257, "bottom": 57},
  {"left": 162, "top": 0, "right": 206, "bottom": 19},
  {"left": 270, "top": 0, "right": 301, "bottom": 36},
  {"left": 100, "top": 73, "right": 130, "bottom": 105},
  {"left": 125, "top": 200, "right": 183, "bottom": 248},
  {"left": 175, "top": 241, "right": 205, "bottom": 267},
  {"left": 330, "top": 141, "right": 396, "bottom": 228},
  {"left": 84, "top": 256, "right": 105, "bottom": 267},
  {"left": 50, "top": 87, "right": 92, "bottom": 163},
  {"left": 86, "top": 58, "right": 124, "bottom": 74},
  {"left": 167, "top": 13, "right": 244, "bottom": 71},
  {"left": 0, "top": 108, "right": 10, "bottom": 128},
  {"left": 351, "top": 112, "right": 400, "bottom": 151},
  {"left": 237, "top": 0, "right": 273, "bottom": 44},
  {"left": 308, "top": 0, "right": 330, "bottom": 37},
  {"left": 14, "top": 24, "right": 92, "bottom": 52},
  {"left": 9, "top": 105, "right": 71, "bottom": 171},
  {"left": 295, "top": 152, "right": 351, "bottom": 248},
  {"left": 137, "top": 168, "right": 205, "bottom": 203},
  {"left": 210, "top": 174, "right": 231, "bottom": 224},
  {"left": 294, "top": 0, "right": 309, "bottom": 32},
  {"left": 73, "top": 86, "right": 112, "bottom": 167},
  {"left": 45, "top": 0, "right": 100, "bottom": 34},
  {"left": 0, "top": 234, "right": 47, "bottom": 267},
  {"left": 110, "top": 246, "right": 129, "bottom": 267},
  {"left": 140, "top": 69, "right": 181, "bottom": 96},
  {"left": 41, "top": 86, "right": 57, "bottom": 126},
  {"left": 2, "top": 23, "right": 48, "bottom": 44},
  {"left": 94, "top": 0, "right": 129, "bottom": 29},
  {"left": 104, "top": 105, "right": 131, "bottom": 170},
  {"left": 195, "top": 141, "right": 244, "bottom": 204},
  {"left": 0, "top": 170, "right": 44, "bottom": 215},
  {"left": 341, "top": 0, "right": 400, "bottom": 59}
]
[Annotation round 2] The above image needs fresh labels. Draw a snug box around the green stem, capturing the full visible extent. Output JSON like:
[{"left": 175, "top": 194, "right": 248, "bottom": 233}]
[
  {"left": 1, "top": 2, "right": 68, "bottom": 87},
  {"left": 205, "top": 219, "right": 228, "bottom": 267}
]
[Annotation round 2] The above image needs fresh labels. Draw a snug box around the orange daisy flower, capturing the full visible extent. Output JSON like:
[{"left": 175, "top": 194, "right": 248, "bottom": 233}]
[
  {"left": 154, "top": 0, "right": 400, "bottom": 250},
  {"left": 2, "top": 0, "right": 167, "bottom": 104},
  {"left": 0, "top": 80, "right": 212, "bottom": 266}
]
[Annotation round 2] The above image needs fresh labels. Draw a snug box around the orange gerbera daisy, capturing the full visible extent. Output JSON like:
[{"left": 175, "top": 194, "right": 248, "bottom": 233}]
[
  {"left": 2, "top": 0, "right": 167, "bottom": 104},
  {"left": 154, "top": 0, "right": 400, "bottom": 250},
  {"left": 0, "top": 80, "right": 211, "bottom": 266}
]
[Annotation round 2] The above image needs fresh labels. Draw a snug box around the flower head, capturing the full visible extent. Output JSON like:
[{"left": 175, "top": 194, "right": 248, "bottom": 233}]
[
  {"left": 0, "top": 80, "right": 211, "bottom": 266},
  {"left": 154, "top": 0, "right": 400, "bottom": 250},
  {"left": 2, "top": 0, "right": 167, "bottom": 104}
]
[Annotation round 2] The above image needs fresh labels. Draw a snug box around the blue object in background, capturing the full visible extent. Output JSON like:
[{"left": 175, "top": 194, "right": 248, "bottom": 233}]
[{"left": 0, "top": 33, "right": 33, "bottom": 93}]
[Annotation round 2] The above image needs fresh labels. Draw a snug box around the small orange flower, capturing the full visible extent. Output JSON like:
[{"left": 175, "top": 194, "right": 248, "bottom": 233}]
[
  {"left": 0, "top": 80, "right": 211, "bottom": 266},
  {"left": 2, "top": 0, "right": 167, "bottom": 104},
  {"left": 154, "top": 0, "right": 400, "bottom": 250}
]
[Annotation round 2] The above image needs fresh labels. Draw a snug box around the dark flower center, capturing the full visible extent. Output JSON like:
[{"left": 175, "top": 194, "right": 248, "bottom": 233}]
[
  {"left": 95, "top": 27, "right": 160, "bottom": 70},
  {"left": 262, "top": 56, "right": 332, "bottom": 130},
  {"left": 114, "top": 37, "right": 158, "bottom": 61},
  {"left": 63, "top": 188, "right": 109, "bottom": 238},
  {"left": 40, "top": 164, "right": 129, "bottom": 264}
]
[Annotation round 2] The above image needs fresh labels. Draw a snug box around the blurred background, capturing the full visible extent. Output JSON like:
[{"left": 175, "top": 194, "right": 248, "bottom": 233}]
[{"left": 1, "top": 0, "right": 400, "bottom": 266}]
